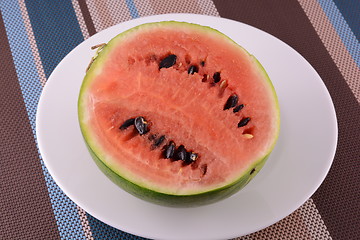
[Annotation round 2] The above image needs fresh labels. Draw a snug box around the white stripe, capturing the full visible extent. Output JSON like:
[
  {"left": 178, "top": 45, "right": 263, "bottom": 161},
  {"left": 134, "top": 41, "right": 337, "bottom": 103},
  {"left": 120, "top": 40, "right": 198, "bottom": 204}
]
[
  {"left": 237, "top": 198, "right": 331, "bottom": 239},
  {"left": 132, "top": 0, "right": 155, "bottom": 17},
  {"left": 69, "top": 2, "right": 94, "bottom": 239},
  {"left": 106, "top": 0, "right": 132, "bottom": 25},
  {"left": 72, "top": 0, "right": 90, "bottom": 40},
  {"left": 17, "top": 0, "right": 47, "bottom": 87},
  {"left": 77, "top": 206, "right": 94, "bottom": 240},
  {"left": 86, "top": 0, "right": 132, "bottom": 32},
  {"left": 197, "top": 0, "right": 220, "bottom": 17}
]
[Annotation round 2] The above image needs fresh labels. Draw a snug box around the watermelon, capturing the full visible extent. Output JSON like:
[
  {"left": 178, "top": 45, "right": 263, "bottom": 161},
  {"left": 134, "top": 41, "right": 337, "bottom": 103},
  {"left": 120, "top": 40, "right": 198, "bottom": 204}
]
[{"left": 78, "top": 21, "right": 280, "bottom": 207}]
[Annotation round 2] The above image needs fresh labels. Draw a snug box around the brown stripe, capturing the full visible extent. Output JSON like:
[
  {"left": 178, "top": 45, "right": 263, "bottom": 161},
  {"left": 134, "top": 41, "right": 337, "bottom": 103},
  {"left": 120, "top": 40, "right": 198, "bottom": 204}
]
[
  {"left": 213, "top": 0, "right": 360, "bottom": 239},
  {"left": 78, "top": 0, "right": 96, "bottom": 36},
  {"left": 0, "top": 12, "right": 59, "bottom": 239}
]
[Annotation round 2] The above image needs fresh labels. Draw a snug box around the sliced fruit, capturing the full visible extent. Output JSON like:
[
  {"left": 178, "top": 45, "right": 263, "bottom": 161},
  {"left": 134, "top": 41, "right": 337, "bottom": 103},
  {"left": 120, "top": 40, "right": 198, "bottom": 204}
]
[{"left": 78, "top": 21, "right": 280, "bottom": 206}]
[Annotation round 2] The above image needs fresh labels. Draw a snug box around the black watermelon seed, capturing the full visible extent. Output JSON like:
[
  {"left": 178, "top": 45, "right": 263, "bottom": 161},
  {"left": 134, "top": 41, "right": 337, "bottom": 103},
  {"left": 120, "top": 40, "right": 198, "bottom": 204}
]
[
  {"left": 159, "top": 54, "right": 177, "bottom": 69},
  {"left": 134, "top": 116, "right": 149, "bottom": 135},
  {"left": 224, "top": 94, "right": 238, "bottom": 110},
  {"left": 185, "top": 151, "right": 198, "bottom": 164},
  {"left": 250, "top": 168, "right": 256, "bottom": 175},
  {"left": 175, "top": 145, "right": 187, "bottom": 161},
  {"left": 233, "top": 104, "right": 244, "bottom": 113},
  {"left": 164, "top": 141, "right": 175, "bottom": 159},
  {"left": 187, "top": 65, "right": 198, "bottom": 75},
  {"left": 200, "top": 61, "right": 205, "bottom": 67},
  {"left": 213, "top": 72, "right": 221, "bottom": 83},
  {"left": 238, "top": 117, "right": 251, "bottom": 127},
  {"left": 119, "top": 118, "right": 135, "bottom": 130},
  {"left": 152, "top": 135, "right": 165, "bottom": 149}
]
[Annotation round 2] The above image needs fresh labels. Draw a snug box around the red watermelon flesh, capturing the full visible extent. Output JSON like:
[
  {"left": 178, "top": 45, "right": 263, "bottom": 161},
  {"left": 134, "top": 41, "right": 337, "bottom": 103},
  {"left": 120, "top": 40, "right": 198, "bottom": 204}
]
[{"left": 78, "top": 22, "right": 279, "bottom": 205}]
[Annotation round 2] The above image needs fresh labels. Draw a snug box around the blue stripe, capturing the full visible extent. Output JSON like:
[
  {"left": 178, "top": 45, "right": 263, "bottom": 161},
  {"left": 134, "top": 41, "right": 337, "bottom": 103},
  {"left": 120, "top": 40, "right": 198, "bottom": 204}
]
[
  {"left": 24, "top": 0, "right": 144, "bottom": 238},
  {"left": 333, "top": 0, "right": 360, "bottom": 41},
  {"left": 0, "top": 1, "right": 86, "bottom": 239},
  {"left": 86, "top": 213, "right": 145, "bottom": 240},
  {"left": 317, "top": 0, "right": 360, "bottom": 68},
  {"left": 24, "top": 0, "right": 84, "bottom": 78},
  {"left": 125, "top": 0, "right": 140, "bottom": 19}
]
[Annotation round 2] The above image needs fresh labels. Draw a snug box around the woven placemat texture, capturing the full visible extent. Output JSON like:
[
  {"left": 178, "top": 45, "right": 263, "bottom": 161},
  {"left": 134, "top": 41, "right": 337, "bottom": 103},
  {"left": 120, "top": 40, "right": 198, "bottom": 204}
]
[
  {"left": 238, "top": 199, "right": 330, "bottom": 239},
  {"left": 0, "top": 9, "right": 59, "bottom": 239},
  {"left": 0, "top": 0, "right": 358, "bottom": 239},
  {"left": 214, "top": 1, "right": 360, "bottom": 239},
  {"left": 298, "top": 0, "right": 360, "bottom": 103}
]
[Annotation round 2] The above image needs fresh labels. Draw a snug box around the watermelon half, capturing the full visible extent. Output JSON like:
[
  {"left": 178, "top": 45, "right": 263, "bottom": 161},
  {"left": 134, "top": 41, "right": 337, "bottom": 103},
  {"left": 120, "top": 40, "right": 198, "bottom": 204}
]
[{"left": 78, "top": 21, "right": 280, "bottom": 207}]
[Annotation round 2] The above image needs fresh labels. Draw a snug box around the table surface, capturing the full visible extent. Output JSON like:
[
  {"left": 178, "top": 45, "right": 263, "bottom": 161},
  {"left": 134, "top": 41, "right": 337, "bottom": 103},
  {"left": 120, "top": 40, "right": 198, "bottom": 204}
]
[{"left": 1, "top": 1, "right": 359, "bottom": 239}]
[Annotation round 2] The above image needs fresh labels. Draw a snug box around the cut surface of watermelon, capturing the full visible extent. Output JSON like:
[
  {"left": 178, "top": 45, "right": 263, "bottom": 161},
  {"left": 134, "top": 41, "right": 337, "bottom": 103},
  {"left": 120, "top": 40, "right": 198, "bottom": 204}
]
[{"left": 78, "top": 21, "right": 280, "bottom": 206}]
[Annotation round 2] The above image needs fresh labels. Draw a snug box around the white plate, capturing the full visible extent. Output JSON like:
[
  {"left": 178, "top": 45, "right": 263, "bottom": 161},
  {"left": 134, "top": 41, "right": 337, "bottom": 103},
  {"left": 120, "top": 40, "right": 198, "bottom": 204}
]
[{"left": 36, "top": 14, "right": 337, "bottom": 240}]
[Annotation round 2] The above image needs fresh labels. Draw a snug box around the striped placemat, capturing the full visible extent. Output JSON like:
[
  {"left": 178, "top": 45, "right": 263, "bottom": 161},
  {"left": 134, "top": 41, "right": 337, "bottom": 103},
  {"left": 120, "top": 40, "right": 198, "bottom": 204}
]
[{"left": 0, "top": 0, "right": 358, "bottom": 239}]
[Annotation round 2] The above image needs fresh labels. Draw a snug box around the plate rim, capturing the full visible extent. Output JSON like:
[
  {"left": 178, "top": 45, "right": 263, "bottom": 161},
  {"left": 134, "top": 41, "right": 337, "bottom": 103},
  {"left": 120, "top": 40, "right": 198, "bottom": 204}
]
[{"left": 36, "top": 13, "right": 338, "bottom": 240}]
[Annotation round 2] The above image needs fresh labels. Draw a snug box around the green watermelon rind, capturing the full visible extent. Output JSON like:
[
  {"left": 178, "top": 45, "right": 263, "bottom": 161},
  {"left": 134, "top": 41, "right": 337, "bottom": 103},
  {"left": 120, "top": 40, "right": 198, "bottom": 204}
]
[
  {"left": 86, "top": 138, "right": 269, "bottom": 207},
  {"left": 78, "top": 21, "right": 280, "bottom": 206}
]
